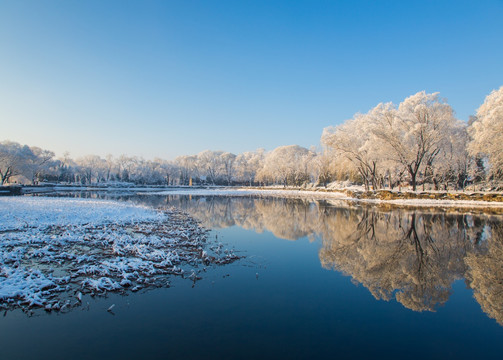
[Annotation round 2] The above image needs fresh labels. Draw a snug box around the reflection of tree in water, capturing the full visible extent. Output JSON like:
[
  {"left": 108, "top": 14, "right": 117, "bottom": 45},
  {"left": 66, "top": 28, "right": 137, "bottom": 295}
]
[
  {"left": 144, "top": 194, "right": 503, "bottom": 323},
  {"left": 169, "top": 196, "right": 322, "bottom": 241},
  {"left": 252, "top": 199, "right": 319, "bottom": 240},
  {"left": 319, "top": 209, "right": 475, "bottom": 312},
  {"left": 465, "top": 221, "right": 503, "bottom": 325}
]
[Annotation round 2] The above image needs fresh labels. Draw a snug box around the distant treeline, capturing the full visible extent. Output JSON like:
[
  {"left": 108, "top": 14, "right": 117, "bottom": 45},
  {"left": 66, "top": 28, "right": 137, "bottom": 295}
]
[{"left": 1, "top": 87, "right": 502, "bottom": 190}]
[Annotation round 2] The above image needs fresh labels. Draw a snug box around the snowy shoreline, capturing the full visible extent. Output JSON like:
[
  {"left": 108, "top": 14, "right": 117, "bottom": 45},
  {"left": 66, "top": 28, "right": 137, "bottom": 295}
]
[
  {"left": 135, "top": 187, "right": 503, "bottom": 211},
  {"left": 0, "top": 197, "right": 239, "bottom": 314},
  {"left": 10, "top": 184, "right": 503, "bottom": 210}
]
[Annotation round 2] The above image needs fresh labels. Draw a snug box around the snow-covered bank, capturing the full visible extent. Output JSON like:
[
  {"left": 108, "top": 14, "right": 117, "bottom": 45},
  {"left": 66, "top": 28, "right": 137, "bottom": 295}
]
[
  {"left": 0, "top": 197, "right": 239, "bottom": 313},
  {"left": 140, "top": 187, "right": 503, "bottom": 211},
  {"left": 20, "top": 184, "right": 214, "bottom": 195},
  {"left": 0, "top": 197, "right": 165, "bottom": 231},
  {"left": 18, "top": 184, "right": 503, "bottom": 210},
  {"left": 137, "top": 188, "right": 332, "bottom": 197}
]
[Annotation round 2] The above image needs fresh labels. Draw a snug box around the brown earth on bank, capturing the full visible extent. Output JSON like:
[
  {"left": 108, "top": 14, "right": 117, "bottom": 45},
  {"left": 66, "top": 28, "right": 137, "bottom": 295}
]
[
  {"left": 251, "top": 186, "right": 503, "bottom": 203},
  {"left": 358, "top": 190, "right": 503, "bottom": 203}
]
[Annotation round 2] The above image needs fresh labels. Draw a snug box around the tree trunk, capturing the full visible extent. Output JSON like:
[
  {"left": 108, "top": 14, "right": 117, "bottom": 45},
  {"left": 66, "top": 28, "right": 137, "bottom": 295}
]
[
  {"left": 408, "top": 165, "right": 418, "bottom": 191},
  {"left": 433, "top": 178, "right": 439, "bottom": 191}
]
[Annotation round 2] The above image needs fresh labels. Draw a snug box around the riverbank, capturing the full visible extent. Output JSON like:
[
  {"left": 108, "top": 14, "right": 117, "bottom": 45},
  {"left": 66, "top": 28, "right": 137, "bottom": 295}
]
[
  {"left": 246, "top": 187, "right": 503, "bottom": 213},
  {"left": 4, "top": 183, "right": 503, "bottom": 211},
  {"left": 135, "top": 186, "right": 503, "bottom": 212}
]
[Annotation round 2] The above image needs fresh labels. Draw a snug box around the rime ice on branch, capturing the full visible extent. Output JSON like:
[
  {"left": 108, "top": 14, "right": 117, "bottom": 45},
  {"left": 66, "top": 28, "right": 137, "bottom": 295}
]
[{"left": 322, "top": 91, "right": 469, "bottom": 191}]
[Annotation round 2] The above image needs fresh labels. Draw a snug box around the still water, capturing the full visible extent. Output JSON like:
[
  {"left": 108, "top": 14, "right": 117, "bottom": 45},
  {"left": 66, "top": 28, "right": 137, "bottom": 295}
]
[{"left": 1, "top": 193, "right": 503, "bottom": 359}]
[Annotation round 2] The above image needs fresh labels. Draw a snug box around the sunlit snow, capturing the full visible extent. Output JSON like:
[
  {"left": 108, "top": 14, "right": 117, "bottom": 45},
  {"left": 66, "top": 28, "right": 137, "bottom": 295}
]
[{"left": 0, "top": 197, "right": 239, "bottom": 313}]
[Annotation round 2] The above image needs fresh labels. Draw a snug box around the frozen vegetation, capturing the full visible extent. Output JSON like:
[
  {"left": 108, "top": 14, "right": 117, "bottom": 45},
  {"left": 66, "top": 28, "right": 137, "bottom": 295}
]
[{"left": 0, "top": 197, "right": 239, "bottom": 313}]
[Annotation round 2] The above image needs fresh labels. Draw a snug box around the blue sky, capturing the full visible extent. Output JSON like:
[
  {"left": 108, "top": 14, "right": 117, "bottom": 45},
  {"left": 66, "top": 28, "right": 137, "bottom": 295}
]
[{"left": 1, "top": 0, "right": 502, "bottom": 159}]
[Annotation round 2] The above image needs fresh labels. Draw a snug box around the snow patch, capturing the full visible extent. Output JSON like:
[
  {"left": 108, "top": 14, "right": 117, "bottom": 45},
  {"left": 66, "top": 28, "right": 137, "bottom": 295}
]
[{"left": 0, "top": 197, "right": 240, "bottom": 313}]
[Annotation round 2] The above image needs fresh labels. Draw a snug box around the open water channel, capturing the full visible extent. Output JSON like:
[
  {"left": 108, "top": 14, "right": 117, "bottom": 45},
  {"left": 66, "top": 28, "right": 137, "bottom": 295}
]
[{"left": 1, "top": 192, "right": 503, "bottom": 359}]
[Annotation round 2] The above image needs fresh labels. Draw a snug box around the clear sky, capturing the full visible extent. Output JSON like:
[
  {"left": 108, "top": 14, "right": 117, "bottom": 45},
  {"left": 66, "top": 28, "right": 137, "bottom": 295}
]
[{"left": 1, "top": 0, "right": 502, "bottom": 160}]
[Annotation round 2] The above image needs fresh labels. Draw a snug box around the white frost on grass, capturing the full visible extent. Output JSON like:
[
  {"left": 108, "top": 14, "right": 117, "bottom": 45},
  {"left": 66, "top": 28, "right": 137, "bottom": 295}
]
[{"left": 0, "top": 197, "right": 239, "bottom": 313}]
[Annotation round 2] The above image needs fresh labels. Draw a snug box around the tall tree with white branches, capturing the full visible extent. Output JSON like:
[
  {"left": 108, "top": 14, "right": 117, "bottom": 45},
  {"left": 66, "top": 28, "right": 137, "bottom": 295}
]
[{"left": 468, "top": 86, "right": 503, "bottom": 180}]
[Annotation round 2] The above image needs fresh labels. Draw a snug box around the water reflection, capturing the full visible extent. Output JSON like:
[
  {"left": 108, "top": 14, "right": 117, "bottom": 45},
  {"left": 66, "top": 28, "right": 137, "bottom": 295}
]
[
  {"left": 165, "top": 196, "right": 323, "bottom": 240},
  {"left": 319, "top": 210, "right": 469, "bottom": 312},
  {"left": 465, "top": 220, "right": 503, "bottom": 325},
  {"left": 163, "top": 195, "right": 503, "bottom": 324}
]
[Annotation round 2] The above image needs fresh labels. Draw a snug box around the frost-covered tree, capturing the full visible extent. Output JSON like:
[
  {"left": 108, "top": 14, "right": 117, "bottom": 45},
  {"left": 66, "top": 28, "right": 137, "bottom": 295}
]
[
  {"left": 220, "top": 152, "right": 237, "bottom": 185},
  {"left": 129, "top": 158, "right": 150, "bottom": 184},
  {"left": 103, "top": 154, "right": 116, "bottom": 182},
  {"left": 0, "top": 141, "right": 28, "bottom": 185},
  {"left": 197, "top": 150, "right": 224, "bottom": 184},
  {"left": 76, "top": 155, "right": 105, "bottom": 184},
  {"left": 468, "top": 86, "right": 503, "bottom": 180},
  {"left": 55, "top": 152, "right": 77, "bottom": 183},
  {"left": 372, "top": 92, "right": 458, "bottom": 191},
  {"left": 116, "top": 155, "right": 138, "bottom": 182},
  {"left": 322, "top": 104, "right": 392, "bottom": 190},
  {"left": 310, "top": 150, "right": 337, "bottom": 187},
  {"left": 175, "top": 155, "right": 198, "bottom": 185},
  {"left": 322, "top": 92, "right": 461, "bottom": 191},
  {"left": 0, "top": 141, "right": 57, "bottom": 185},
  {"left": 430, "top": 123, "right": 470, "bottom": 190},
  {"left": 25, "top": 146, "right": 56, "bottom": 184},
  {"left": 154, "top": 158, "right": 177, "bottom": 185},
  {"left": 235, "top": 149, "right": 265, "bottom": 185},
  {"left": 256, "top": 145, "right": 314, "bottom": 186}
]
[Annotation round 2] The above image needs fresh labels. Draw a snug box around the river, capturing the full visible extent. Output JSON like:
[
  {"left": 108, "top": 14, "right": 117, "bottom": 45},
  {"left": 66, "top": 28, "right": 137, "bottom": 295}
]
[{"left": 1, "top": 192, "right": 502, "bottom": 359}]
